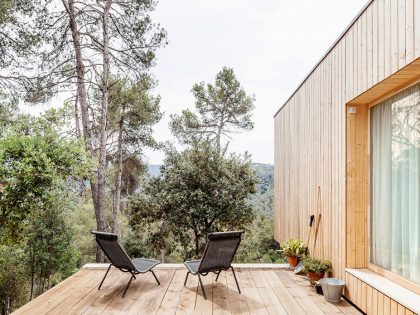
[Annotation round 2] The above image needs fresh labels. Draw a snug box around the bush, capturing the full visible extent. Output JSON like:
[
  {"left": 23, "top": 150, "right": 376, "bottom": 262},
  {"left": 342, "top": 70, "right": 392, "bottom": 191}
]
[
  {"left": 303, "top": 257, "right": 331, "bottom": 274},
  {"left": 235, "top": 215, "right": 284, "bottom": 263}
]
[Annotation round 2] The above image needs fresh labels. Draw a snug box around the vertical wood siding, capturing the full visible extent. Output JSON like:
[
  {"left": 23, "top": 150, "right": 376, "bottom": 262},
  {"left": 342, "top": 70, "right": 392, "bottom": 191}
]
[
  {"left": 345, "top": 272, "right": 417, "bottom": 314},
  {"left": 274, "top": 0, "right": 420, "bottom": 285}
]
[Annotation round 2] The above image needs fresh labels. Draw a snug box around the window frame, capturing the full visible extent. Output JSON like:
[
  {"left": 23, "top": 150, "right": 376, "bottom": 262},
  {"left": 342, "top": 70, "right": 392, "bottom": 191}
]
[{"left": 367, "top": 83, "right": 420, "bottom": 295}]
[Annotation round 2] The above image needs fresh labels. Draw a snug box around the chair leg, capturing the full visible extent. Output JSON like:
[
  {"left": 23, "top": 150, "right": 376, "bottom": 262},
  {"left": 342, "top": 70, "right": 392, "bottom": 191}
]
[
  {"left": 215, "top": 271, "right": 221, "bottom": 282},
  {"left": 231, "top": 266, "right": 241, "bottom": 294},
  {"left": 150, "top": 270, "right": 160, "bottom": 285},
  {"left": 184, "top": 271, "right": 190, "bottom": 286},
  {"left": 122, "top": 273, "right": 136, "bottom": 298},
  {"left": 98, "top": 264, "right": 112, "bottom": 290},
  {"left": 198, "top": 274, "right": 207, "bottom": 300}
]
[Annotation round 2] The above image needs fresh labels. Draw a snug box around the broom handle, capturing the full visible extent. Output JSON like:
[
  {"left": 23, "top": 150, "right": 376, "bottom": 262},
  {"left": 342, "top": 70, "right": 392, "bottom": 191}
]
[
  {"left": 312, "top": 214, "right": 322, "bottom": 254},
  {"left": 305, "top": 215, "right": 314, "bottom": 247},
  {"left": 306, "top": 226, "right": 312, "bottom": 246},
  {"left": 311, "top": 186, "right": 321, "bottom": 254}
]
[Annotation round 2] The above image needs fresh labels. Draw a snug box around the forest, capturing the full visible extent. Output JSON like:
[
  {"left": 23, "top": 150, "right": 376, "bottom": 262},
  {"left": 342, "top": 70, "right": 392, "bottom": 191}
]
[{"left": 0, "top": 0, "right": 281, "bottom": 313}]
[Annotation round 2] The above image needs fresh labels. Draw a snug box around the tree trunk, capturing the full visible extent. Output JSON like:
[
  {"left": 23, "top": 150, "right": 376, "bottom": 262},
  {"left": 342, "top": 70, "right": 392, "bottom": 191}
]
[
  {"left": 3, "top": 297, "right": 10, "bottom": 315},
  {"left": 74, "top": 93, "right": 81, "bottom": 139},
  {"left": 64, "top": 0, "right": 106, "bottom": 262},
  {"left": 95, "top": 0, "right": 113, "bottom": 261},
  {"left": 29, "top": 248, "right": 34, "bottom": 301},
  {"left": 216, "top": 115, "right": 224, "bottom": 154},
  {"left": 112, "top": 117, "right": 124, "bottom": 234}
]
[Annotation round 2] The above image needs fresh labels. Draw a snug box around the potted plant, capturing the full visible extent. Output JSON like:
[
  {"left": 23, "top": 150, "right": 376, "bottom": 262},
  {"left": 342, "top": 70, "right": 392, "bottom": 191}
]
[
  {"left": 280, "top": 239, "right": 307, "bottom": 267},
  {"left": 303, "top": 257, "right": 331, "bottom": 284}
]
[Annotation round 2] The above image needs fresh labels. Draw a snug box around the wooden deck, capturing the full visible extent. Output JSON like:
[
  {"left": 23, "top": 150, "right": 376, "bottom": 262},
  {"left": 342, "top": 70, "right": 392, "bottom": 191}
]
[{"left": 13, "top": 266, "right": 362, "bottom": 314}]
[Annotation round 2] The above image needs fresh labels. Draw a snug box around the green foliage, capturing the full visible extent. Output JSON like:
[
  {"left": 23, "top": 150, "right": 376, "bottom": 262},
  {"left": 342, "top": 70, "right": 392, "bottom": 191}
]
[
  {"left": 236, "top": 215, "right": 284, "bottom": 263},
  {"left": 0, "top": 129, "right": 88, "bottom": 237},
  {"left": 129, "top": 141, "right": 258, "bottom": 258},
  {"left": 303, "top": 257, "right": 332, "bottom": 274},
  {"left": 280, "top": 239, "right": 307, "bottom": 258},
  {"left": 0, "top": 118, "right": 90, "bottom": 311},
  {"left": 0, "top": 94, "right": 18, "bottom": 136},
  {"left": 0, "top": 0, "right": 41, "bottom": 68},
  {"left": 25, "top": 189, "right": 80, "bottom": 295},
  {"left": 108, "top": 77, "right": 163, "bottom": 154},
  {"left": 170, "top": 67, "right": 255, "bottom": 152},
  {"left": 73, "top": 201, "right": 97, "bottom": 266},
  {"left": 0, "top": 245, "right": 28, "bottom": 313},
  {"left": 248, "top": 163, "right": 273, "bottom": 216}
]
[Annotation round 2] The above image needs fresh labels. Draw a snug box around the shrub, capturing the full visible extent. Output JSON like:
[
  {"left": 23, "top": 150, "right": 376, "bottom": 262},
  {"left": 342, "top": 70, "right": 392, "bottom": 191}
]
[{"left": 303, "top": 257, "right": 331, "bottom": 274}]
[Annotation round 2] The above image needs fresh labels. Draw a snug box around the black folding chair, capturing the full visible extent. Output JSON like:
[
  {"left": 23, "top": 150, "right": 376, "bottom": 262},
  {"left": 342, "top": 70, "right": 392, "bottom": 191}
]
[
  {"left": 184, "top": 230, "right": 244, "bottom": 300},
  {"left": 91, "top": 231, "right": 160, "bottom": 297}
]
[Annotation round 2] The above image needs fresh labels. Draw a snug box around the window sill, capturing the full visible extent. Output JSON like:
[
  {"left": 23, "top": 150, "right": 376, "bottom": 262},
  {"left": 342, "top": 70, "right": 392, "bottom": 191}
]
[{"left": 346, "top": 268, "right": 420, "bottom": 314}]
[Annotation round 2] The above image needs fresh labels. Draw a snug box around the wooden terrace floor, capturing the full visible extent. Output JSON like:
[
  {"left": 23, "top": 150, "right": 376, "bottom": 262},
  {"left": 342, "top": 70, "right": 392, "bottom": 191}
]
[{"left": 13, "top": 266, "right": 362, "bottom": 315}]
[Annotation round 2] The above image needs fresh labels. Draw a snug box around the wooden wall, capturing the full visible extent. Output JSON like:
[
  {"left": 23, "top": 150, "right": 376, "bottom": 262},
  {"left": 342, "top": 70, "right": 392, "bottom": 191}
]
[
  {"left": 274, "top": 0, "right": 420, "bottom": 284},
  {"left": 345, "top": 272, "right": 417, "bottom": 315}
]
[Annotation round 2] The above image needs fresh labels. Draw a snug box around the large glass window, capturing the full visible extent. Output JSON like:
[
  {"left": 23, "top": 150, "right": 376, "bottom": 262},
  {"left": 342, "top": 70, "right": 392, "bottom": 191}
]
[{"left": 371, "top": 83, "right": 420, "bottom": 285}]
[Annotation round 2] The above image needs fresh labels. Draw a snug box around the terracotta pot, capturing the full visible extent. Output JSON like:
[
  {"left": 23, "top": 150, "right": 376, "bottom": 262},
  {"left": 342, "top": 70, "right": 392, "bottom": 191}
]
[
  {"left": 307, "top": 271, "right": 325, "bottom": 284},
  {"left": 287, "top": 256, "right": 299, "bottom": 267}
]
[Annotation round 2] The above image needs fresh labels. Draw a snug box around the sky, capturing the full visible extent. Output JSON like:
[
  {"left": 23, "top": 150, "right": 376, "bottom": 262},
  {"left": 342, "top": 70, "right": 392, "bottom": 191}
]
[
  {"left": 142, "top": 0, "right": 368, "bottom": 165},
  {"left": 24, "top": 0, "right": 368, "bottom": 165}
]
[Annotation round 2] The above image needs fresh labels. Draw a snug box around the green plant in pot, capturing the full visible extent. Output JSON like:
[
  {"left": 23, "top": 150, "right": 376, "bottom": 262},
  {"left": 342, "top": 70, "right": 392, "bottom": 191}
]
[
  {"left": 303, "top": 257, "right": 331, "bottom": 284},
  {"left": 280, "top": 239, "right": 307, "bottom": 267}
]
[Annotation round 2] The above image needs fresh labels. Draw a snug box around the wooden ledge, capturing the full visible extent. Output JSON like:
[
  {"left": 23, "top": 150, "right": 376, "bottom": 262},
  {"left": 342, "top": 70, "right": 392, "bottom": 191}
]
[
  {"left": 82, "top": 263, "right": 290, "bottom": 270},
  {"left": 347, "top": 57, "right": 420, "bottom": 106},
  {"left": 346, "top": 268, "right": 420, "bottom": 314}
]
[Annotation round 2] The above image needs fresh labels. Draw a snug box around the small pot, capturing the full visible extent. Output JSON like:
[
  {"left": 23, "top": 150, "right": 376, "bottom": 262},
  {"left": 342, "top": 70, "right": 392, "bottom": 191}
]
[
  {"left": 307, "top": 271, "right": 325, "bottom": 284},
  {"left": 287, "top": 256, "right": 299, "bottom": 267},
  {"left": 315, "top": 282, "right": 323, "bottom": 295}
]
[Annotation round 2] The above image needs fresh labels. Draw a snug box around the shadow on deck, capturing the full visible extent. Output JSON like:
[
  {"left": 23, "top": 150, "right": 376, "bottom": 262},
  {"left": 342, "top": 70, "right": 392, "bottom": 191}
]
[{"left": 13, "top": 265, "right": 362, "bottom": 314}]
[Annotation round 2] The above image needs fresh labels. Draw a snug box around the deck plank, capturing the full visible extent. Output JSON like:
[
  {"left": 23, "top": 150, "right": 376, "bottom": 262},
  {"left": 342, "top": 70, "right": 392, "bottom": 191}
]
[
  {"left": 194, "top": 271, "right": 213, "bottom": 315},
  {"left": 294, "top": 275, "right": 343, "bottom": 315},
  {"left": 156, "top": 269, "right": 186, "bottom": 315},
  {"left": 250, "top": 270, "right": 287, "bottom": 315},
  {"left": 12, "top": 267, "right": 364, "bottom": 315},
  {"left": 12, "top": 269, "right": 90, "bottom": 315},
  {"left": 81, "top": 272, "right": 133, "bottom": 314},
  {"left": 213, "top": 272, "right": 231, "bottom": 315},
  {"left": 39, "top": 270, "right": 103, "bottom": 315},
  {"left": 226, "top": 271, "right": 249, "bottom": 315},
  {"left": 124, "top": 269, "right": 175, "bottom": 315},
  {"left": 63, "top": 268, "right": 124, "bottom": 314},
  {"left": 101, "top": 270, "right": 165, "bottom": 314},
  {"left": 239, "top": 270, "right": 269, "bottom": 315},
  {"left": 263, "top": 270, "right": 307, "bottom": 315},
  {"left": 276, "top": 270, "right": 326, "bottom": 315},
  {"left": 175, "top": 269, "right": 199, "bottom": 314}
]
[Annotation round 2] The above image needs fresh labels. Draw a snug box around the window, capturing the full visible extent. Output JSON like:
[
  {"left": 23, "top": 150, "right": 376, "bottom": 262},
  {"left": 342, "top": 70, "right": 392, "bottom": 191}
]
[{"left": 370, "top": 83, "right": 420, "bottom": 285}]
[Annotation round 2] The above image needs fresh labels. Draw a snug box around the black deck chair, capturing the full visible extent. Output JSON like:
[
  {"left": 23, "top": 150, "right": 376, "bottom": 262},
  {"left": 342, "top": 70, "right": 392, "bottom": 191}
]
[
  {"left": 91, "top": 231, "right": 160, "bottom": 297},
  {"left": 183, "top": 230, "right": 244, "bottom": 300}
]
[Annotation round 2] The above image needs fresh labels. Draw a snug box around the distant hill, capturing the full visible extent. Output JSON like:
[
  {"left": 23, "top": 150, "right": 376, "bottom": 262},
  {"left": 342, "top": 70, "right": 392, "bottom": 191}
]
[
  {"left": 249, "top": 163, "right": 274, "bottom": 216},
  {"left": 147, "top": 163, "right": 274, "bottom": 216}
]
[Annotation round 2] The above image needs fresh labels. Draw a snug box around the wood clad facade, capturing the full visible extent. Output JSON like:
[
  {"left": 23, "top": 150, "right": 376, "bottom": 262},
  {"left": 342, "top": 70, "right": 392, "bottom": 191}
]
[
  {"left": 345, "top": 271, "right": 417, "bottom": 315},
  {"left": 274, "top": 0, "right": 420, "bottom": 312}
]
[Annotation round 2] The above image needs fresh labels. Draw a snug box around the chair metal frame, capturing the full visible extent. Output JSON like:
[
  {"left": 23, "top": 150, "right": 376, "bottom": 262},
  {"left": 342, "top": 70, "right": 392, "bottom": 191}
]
[
  {"left": 183, "top": 231, "right": 244, "bottom": 300},
  {"left": 91, "top": 231, "right": 160, "bottom": 297}
]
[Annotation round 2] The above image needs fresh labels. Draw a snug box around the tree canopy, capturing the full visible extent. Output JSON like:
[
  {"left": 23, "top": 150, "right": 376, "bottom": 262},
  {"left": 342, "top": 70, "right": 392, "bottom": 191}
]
[
  {"left": 170, "top": 67, "right": 255, "bottom": 153},
  {"left": 129, "top": 141, "right": 257, "bottom": 258},
  {"left": 0, "top": 114, "right": 90, "bottom": 311}
]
